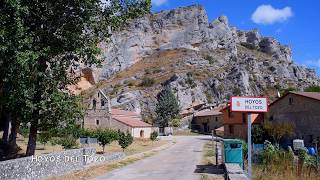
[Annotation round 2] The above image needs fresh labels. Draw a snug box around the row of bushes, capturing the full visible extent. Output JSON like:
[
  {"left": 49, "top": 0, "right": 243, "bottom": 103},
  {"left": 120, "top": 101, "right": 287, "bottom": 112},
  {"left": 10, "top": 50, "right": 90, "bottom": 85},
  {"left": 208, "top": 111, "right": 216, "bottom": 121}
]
[{"left": 256, "top": 140, "right": 319, "bottom": 178}]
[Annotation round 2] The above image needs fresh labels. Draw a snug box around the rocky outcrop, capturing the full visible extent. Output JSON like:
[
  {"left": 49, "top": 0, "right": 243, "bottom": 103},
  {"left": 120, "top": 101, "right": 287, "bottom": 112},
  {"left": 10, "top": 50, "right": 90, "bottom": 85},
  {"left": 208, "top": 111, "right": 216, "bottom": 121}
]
[{"left": 84, "top": 5, "right": 319, "bottom": 118}]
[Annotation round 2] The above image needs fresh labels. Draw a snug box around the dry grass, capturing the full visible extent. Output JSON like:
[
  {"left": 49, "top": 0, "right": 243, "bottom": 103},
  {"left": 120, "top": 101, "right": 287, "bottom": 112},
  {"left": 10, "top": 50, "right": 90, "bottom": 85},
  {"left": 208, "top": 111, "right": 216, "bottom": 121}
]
[
  {"left": 81, "top": 48, "right": 203, "bottom": 97},
  {"left": 201, "top": 141, "right": 216, "bottom": 165},
  {"left": 253, "top": 163, "right": 319, "bottom": 180},
  {"left": 173, "top": 129, "right": 202, "bottom": 136},
  {"left": 196, "top": 142, "right": 224, "bottom": 180},
  {"left": 46, "top": 139, "right": 171, "bottom": 180},
  {"left": 16, "top": 134, "right": 168, "bottom": 157},
  {"left": 91, "top": 138, "right": 169, "bottom": 155},
  {"left": 15, "top": 134, "right": 64, "bottom": 156}
]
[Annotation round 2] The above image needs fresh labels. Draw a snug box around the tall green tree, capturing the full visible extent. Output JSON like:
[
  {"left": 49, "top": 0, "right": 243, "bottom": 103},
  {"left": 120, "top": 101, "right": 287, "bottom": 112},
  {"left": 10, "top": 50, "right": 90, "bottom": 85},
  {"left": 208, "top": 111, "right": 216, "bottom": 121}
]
[
  {"left": 0, "top": 0, "right": 151, "bottom": 156},
  {"left": 155, "top": 86, "right": 180, "bottom": 127}
]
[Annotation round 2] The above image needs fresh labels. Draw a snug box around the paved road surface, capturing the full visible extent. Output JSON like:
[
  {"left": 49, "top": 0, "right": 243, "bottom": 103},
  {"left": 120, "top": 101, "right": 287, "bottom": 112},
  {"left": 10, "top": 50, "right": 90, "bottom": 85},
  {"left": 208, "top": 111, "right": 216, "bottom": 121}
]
[{"left": 93, "top": 136, "right": 212, "bottom": 180}]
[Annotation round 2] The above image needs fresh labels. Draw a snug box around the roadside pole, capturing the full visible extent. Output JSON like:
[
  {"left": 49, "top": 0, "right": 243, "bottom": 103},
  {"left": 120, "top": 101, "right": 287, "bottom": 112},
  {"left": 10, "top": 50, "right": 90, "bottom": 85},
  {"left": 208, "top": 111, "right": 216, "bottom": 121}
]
[
  {"left": 247, "top": 113, "right": 252, "bottom": 180},
  {"left": 230, "top": 96, "right": 268, "bottom": 180}
]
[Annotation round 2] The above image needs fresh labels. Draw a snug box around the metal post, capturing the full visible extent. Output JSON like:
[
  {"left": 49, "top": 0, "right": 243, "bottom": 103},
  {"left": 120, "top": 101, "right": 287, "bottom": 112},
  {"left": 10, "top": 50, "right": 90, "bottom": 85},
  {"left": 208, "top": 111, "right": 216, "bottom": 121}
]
[{"left": 247, "top": 113, "right": 252, "bottom": 180}]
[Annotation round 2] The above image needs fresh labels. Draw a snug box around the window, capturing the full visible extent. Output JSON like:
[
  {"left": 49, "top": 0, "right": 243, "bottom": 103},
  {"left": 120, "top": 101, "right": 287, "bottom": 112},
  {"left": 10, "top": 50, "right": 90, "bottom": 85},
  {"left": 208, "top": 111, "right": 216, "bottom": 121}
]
[
  {"left": 289, "top": 97, "right": 293, "bottom": 105},
  {"left": 92, "top": 99, "right": 97, "bottom": 110},
  {"left": 229, "top": 125, "right": 234, "bottom": 134},
  {"left": 96, "top": 119, "right": 100, "bottom": 125},
  {"left": 101, "top": 99, "right": 105, "bottom": 107},
  {"left": 242, "top": 113, "right": 246, "bottom": 124},
  {"left": 215, "top": 117, "right": 218, "bottom": 122}
]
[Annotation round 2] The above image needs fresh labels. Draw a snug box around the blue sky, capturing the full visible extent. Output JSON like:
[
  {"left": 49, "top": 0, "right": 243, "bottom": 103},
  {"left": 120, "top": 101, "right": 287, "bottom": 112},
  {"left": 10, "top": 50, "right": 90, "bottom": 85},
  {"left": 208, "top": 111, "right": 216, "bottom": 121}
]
[{"left": 151, "top": 0, "right": 320, "bottom": 76}]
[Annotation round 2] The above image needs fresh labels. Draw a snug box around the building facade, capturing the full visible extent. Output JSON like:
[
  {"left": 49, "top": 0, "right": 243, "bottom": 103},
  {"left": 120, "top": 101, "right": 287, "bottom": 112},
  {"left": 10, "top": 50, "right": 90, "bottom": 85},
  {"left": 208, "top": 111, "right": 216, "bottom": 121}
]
[
  {"left": 83, "top": 90, "right": 153, "bottom": 138},
  {"left": 191, "top": 109, "right": 223, "bottom": 134},
  {"left": 268, "top": 92, "right": 320, "bottom": 146},
  {"left": 222, "top": 105, "right": 264, "bottom": 140}
]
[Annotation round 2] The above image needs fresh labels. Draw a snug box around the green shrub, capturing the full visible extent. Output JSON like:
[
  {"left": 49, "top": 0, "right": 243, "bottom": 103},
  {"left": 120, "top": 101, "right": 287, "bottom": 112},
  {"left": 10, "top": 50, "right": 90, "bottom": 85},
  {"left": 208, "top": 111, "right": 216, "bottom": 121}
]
[
  {"left": 96, "top": 129, "right": 118, "bottom": 153},
  {"left": 139, "top": 77, "right": 155, "bottom": 87},
  {"left": 19, "top": 126, "right": 29, "bottom": 138},
  {"left": 171, "top": 118, "right": 181, "bottom": 127},
  {"left": 38, "top": 132, "right": 51, "bottom": 147},
  {"left": 58, "top": 136, "right": 79, "bottom": 149},
  {"left": 203, "top": 54, "right": 215, "bottom": 64},
  {"left": 79, "top": 128, "right": 97, "bottom": 137},
  {"left": 185, "top": 77, "right": 197, "bottom": 88},
  {"left": 150, "top": 131, "right": 158, "bottom": 141},
  {"left": 124, "top": 79, "right": 137, "bottom": 87},
  {"left": 304, "top": 85, "right": 320, "bottom": 92},
  {"left": 252, "top": 125, "right": 266, "bottom": 144},
  {"left": 118, "top": 130, "right": 133, "bottom": 151}
]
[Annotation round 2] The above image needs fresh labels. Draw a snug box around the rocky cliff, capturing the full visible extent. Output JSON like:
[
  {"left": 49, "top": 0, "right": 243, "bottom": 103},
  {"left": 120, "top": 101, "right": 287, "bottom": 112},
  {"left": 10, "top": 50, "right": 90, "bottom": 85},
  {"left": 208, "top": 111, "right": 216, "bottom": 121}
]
[{"left": 83, "top": 5, "right": 319, "bottom": 120}]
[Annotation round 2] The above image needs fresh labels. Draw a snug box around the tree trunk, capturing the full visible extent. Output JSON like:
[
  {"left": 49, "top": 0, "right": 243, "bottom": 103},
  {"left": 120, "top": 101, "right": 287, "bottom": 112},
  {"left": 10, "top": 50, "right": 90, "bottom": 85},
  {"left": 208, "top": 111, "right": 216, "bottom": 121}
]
[
  {"left": 26, "top": 122, "right": 38, "bottom": 156},
  {"left": 1, "top": 111, "right": 11, "bottom": 144},
  {"left": 9, "top": 116, "right": 18, "bottom": 147}
]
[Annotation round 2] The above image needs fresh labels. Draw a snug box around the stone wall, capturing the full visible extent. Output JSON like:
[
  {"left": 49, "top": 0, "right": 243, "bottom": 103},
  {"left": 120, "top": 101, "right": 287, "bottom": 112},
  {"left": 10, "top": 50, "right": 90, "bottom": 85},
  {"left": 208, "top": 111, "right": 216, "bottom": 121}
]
[
  {"left": 0, "top": 148, "right": 125, "bottom": 180},
  {"left": 269, "top": 93, "right": 320, "bottom": 146}
]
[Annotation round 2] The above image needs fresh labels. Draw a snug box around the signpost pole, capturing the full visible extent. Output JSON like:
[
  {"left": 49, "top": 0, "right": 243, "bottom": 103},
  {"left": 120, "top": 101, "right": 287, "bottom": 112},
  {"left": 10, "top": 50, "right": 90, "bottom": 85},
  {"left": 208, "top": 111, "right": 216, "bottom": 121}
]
[{"left": 247, "top": 113, "right": 252, "bottom": 180}]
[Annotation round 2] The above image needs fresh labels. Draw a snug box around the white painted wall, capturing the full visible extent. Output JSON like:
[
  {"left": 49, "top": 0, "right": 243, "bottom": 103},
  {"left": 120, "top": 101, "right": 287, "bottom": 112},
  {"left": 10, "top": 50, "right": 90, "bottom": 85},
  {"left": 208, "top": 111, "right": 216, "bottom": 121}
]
[{"left": 132, "top": 127, "right": 152, "bottom": 138}]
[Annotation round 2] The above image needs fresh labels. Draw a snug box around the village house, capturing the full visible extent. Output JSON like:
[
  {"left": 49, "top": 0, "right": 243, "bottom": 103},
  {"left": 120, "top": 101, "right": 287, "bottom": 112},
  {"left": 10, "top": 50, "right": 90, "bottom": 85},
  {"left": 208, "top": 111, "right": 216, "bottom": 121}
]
[
  {"left": 83, "top": 89, "right": 153, "bottom": 138},
  {"left": 268, "top": 92, "right": 320, "bottom": 146},
  {"left": 222, "top": 105, "right": 264, "bottom": 140},
  {"left": 191, "top": 109, "right": 223, "bottom": 134}
]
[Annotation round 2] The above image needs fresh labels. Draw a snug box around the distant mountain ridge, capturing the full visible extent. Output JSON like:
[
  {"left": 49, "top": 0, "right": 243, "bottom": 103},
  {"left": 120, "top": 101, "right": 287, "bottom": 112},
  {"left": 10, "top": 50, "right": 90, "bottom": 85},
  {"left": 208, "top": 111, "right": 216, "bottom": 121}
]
[{"left": 82, "top": 5, "right": 319, "bottom": 119}]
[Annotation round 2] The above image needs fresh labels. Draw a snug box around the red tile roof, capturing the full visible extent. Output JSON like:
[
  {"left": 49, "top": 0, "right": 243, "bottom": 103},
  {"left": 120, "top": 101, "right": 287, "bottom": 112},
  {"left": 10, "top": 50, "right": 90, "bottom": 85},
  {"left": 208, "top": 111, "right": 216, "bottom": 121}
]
[
  {"left": 291, "top": 92, "right": 320, "bottom": 101},
  {"left": 111, "top": 109, "right": 151, "bottom": 127},
  {"left": 269, "top": 92, "right": 320, "bottom": 107},
  {"left": 112, "top": 116, "right": 152, "bottom": 127},
  {"left": 111, "top": 109, "right": 140, "bottom": 117},
  {"left": 195, "top": 110, "right": 222, "bottom": 117}
]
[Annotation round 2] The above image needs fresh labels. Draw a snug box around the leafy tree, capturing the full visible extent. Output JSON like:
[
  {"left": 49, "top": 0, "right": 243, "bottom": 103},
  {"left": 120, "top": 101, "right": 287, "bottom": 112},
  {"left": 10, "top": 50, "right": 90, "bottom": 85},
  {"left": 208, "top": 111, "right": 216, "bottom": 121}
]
[
  {"left": 155, "top": 86, "right": 180, "bottom": 127},
  {"left": 0, "top": 0, "right": 151, "bottom": 156},
  {"left": 263, "top": 121, "right": 295, "bottom": 146},
  {"left": 252, "top": 125, "right": 267, "bottom": 144},
  {"left": 118, "top": 130, "right": 133, "bottom": 151},
  {"left": 150, "top": 131, "right": 158, "bottom": 142},
  {"left": 96, "top": 129, "right": 118, "bottom": 153},
  {"left": 58, "top": 135, "right": 79, "bottom": 149},
  {"left": 304, "top": 85, "right": 320, "bottom": 92},
  {"left": 38, "top": 132, "right": 51, "bottom": 148}
]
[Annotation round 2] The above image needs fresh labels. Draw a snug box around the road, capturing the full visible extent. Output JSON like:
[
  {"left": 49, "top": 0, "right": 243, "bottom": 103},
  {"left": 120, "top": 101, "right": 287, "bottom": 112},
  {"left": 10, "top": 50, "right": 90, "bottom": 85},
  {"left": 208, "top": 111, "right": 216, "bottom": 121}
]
[{"left": 93, "top": 135, "right": 212, "bottom": 180}]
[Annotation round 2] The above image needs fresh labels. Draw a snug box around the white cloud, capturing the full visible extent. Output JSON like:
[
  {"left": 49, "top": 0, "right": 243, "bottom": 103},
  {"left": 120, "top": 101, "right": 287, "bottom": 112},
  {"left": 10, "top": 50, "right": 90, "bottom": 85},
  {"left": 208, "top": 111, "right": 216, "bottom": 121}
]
[
  {"left": 152, "top": 0, "right": 168, "bottom": 6},
  {"left": 306, "top": 59, "right": 320, "bottom": 68},
  {"left": 251, "top": 5, "right": 293, "bottom": 25}
]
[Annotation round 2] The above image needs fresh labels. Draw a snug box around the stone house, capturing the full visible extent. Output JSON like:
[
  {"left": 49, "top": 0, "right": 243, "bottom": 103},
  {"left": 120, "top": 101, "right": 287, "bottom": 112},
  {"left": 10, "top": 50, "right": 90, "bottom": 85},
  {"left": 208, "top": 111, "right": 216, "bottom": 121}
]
[
  {"left": 268, "top": 92, "right": 320, "bottom": 146},
  {"left": 83, "top": 89, "right": 152, "bottom": 138},
  {"left": 222, "top": 105, "right": 264, "bottom": 140},
  {"left": 191, "top": 109, "right": 223, "bottom": 134}
]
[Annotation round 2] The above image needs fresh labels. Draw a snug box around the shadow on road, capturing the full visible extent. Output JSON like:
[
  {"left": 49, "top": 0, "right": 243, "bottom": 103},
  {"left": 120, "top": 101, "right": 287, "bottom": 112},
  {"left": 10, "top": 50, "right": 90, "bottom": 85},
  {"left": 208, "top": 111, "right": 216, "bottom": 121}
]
[{"left": 194, "top": 164, "right": 225, "bottom": 175}]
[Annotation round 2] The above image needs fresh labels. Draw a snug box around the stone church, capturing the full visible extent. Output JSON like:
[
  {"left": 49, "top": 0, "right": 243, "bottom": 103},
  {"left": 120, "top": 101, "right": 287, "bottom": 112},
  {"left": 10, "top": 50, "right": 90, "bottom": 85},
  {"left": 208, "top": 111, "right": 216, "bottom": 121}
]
[{"left": 83, "top": 89, "right": 153, "bottom": 138}]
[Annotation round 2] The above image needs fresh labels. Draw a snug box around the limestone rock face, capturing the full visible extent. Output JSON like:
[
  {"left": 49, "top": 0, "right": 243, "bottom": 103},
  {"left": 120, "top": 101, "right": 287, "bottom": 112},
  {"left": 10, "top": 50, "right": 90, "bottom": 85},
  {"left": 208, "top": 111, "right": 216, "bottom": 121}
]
[
  {"left": 85, "top": 5, "right": 319, "bottom": 118},
  {"left": 96, "top": 5, "right": 238, "bottom": 80}
]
